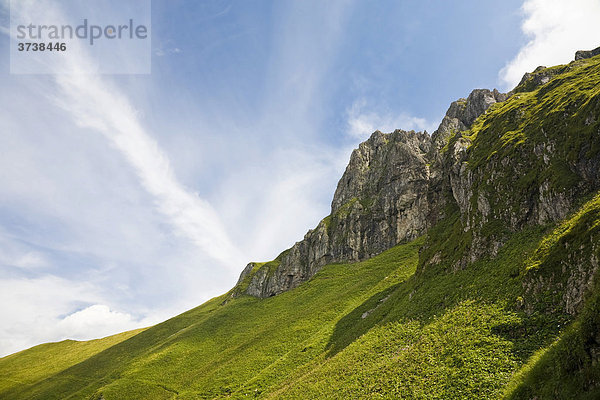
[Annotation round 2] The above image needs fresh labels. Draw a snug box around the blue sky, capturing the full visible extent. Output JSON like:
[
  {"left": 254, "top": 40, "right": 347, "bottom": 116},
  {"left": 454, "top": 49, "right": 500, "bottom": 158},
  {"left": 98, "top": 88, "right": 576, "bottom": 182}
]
[{"left": 0, "top": 0, "right": 599, "bottom": 356}]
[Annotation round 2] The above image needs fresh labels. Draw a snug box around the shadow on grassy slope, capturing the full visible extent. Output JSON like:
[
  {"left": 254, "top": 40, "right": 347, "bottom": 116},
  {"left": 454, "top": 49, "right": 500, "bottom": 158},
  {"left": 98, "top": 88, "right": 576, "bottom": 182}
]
[
  {"left": 317, "top": 191, "right": 600, "bottom": 399},
  {"left": 325, "top": 224, "right": 562, "bottom": 360},
  {"left": 503, "top": 282, "right": 600, "bottom": 400}
]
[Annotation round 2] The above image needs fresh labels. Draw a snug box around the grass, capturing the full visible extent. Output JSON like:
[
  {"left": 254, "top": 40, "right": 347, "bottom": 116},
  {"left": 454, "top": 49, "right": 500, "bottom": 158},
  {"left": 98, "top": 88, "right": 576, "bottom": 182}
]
[
  {"left": 0, "top": 200, "right": 598, "bottom": 399},
  {"left": 274, "top": 302, "right": 522, "bottom": 399},
  {"left": 0, "top": 328, "right": 145, "bottom": 394},
  {"left": 526, "top": 192, "right": 600, "bottom": 274},
  {"left": 503, "top": 280, "right": 600, "bottom": 400},
  {"left": 500, "top": 193, "right": 600, "bottom": 399}
]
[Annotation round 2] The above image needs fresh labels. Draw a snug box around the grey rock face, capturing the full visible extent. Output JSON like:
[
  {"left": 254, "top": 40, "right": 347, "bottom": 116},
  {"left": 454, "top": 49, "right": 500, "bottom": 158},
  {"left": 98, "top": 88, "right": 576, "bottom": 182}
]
[
  {"left": 420, "top": 62, "right": 600, "bottom": 271},
  {"left": 331, "top": 130, "right": 431, "bottom": 214},
  {"left": 235, "top": 87, "right": 509, "bottom": 299},
  {"left": 424, "top": 88, "right": 512, "bottom": 265},
  {"left": 429, "top": 134, "right": 590, "bottom": 270},
  {"left": 240, "top": 129, "right": 433, "bottom": 297},
  {"left": 575, "top": 46, "right": 600, "bottom": 60},
  {"left": 236, "top": 263, "right": 256, "bottom": 285},
  {"left": 523, "top": 229, "right": 600, "bottom": 316},
  {"left": 449, "top": 89, "right": 508, "bottom": 127}
]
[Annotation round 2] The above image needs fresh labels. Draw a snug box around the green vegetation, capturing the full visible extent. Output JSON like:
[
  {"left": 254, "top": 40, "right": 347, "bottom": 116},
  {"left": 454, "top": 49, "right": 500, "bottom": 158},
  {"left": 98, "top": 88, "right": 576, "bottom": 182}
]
[
  {"left": 325, "top": 197, "right": 359, "bottom": 238},
  {"left": 0, "top": 239, "right": 422, "bottom": 399},
  {"left": 526, "top": 192, "right": 600, "bottom": 274},
  {"left": 504, "top": 283, "right": 600, "bottom": 400},
  {"left": 497, "top": 192, "right": 600, "bottom": 398},
  {"left": 0, "top": 329, "right": 145, "bottom": 395}
]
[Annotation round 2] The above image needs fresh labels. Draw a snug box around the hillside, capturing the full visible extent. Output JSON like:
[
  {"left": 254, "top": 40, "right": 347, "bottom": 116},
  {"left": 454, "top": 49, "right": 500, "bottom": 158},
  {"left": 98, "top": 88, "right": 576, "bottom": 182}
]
[{"left": 1, "top": 50, "right": 600, "bottom": 399}]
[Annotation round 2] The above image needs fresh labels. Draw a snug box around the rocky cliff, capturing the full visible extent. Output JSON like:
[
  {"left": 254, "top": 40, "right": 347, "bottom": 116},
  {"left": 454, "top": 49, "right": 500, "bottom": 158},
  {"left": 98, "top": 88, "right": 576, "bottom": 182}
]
[
  {"left": 232, "top": 87, "right": 510, "bottom": 298},
  {"left": 232, "top": 48, "right": 600, "bottom": 303},
  {"left": 575, "top": 45, "right": 600, "bottom": 61}
]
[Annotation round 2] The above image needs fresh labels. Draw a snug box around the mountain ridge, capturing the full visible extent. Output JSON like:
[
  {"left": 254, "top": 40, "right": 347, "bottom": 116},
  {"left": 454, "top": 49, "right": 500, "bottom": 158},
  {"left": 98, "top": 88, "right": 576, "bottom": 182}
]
[{"left": 233, "top": 46, "right": 600, "bottom": 300}]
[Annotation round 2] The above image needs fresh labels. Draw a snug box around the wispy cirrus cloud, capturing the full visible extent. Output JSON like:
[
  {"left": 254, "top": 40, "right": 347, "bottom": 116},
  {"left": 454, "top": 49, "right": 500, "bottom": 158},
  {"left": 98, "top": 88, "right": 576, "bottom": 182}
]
[
  {"left": 0, "top": 0, "right": 246, "bottom": 356},
  {"left": 53, "top": 71, "right": 245, "bottom": 270},
  {"left": 10, "top": 0, "right": 244, "bottom": 268},
  {"left": 9, "top": 1, "right": 242, "bottom": 269}
]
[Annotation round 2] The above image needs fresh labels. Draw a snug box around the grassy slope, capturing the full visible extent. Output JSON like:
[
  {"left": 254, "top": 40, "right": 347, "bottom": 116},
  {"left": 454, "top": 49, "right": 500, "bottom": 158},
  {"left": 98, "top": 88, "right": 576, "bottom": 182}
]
[
  {"left": 467, "top": 55, "right": 600, "bottom": 188},
  {"left": 270, "top": 225, "right": 559, "bottom": 399},
  {"left": 0, "top": 329, "right": 145, "bottom": 394},
  {"left": 2, "top": 56, "right": 599, "bottom": 400},
  {"left": 503, "top": 193, "right": 600, "bottom": 399},
  {"left": 0, "top": 213, "right": 590, "bottom": 399}
]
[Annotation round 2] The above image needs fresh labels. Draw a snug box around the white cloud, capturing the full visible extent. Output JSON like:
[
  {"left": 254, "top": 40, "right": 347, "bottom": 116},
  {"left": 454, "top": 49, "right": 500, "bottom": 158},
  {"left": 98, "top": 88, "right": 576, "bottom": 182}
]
[
  {"left": 154, "top": 46, "right": 182, "bottom": 57},
  {"left": 500, "top": 0, "right": 600, "bottom": 89},
  {"left": 0, "top": 233, "right": 48, "bottom": 270},
  {"left": 0, "top": 276, "right": 163, "bottom": 356},
  {"left": 1, "top": 252, "right": 47, "bottom": 269},
  {"left": 54, "top": 305, "right": 140, "bottom": 340},
  {"left": 0, "top": 276, "right": 99, "bottom": 355},
  {"left": 215, "top": 144, "right": 349, "bottom": 260},
  {"left": 346, "top": 99, "right": 436, "bottom": 139}
]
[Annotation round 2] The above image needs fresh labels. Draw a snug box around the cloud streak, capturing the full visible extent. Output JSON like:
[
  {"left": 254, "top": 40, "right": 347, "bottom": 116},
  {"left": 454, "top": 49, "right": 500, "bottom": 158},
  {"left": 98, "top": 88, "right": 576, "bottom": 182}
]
[
  {"left": 54, "top": 71, "right": 244, "bottom": 269},
  {"left": 0, "top": 0, "right": 248, "bottom": 355},
  {"left": 5, "top": 0, "right": 245, "bottom": 271}
]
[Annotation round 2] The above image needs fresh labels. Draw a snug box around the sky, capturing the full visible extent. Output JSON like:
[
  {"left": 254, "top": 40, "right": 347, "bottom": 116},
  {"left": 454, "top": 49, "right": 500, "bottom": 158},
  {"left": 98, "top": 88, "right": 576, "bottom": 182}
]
[{"left": 0, "top": 0, "right": 599, "bottom": 357}]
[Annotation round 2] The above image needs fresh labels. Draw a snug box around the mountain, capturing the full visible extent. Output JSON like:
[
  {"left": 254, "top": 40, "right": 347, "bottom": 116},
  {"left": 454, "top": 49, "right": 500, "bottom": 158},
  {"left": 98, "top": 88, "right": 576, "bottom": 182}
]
[{"left": 1, "top": 47, "right": 600, "bottom": 399}]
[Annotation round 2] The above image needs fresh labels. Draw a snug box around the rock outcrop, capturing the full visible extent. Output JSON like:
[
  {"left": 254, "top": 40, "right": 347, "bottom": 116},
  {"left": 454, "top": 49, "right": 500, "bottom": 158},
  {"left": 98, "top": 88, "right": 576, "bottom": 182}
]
[
  {"left": 515, "top": 65, "right": 561, "bottom": 92},
  {"left": 430, "top": 89, "right": 508, "bottom": 153},
  {"left": 521, "top": 192, "right": 600, "bottom": 316},
  {"left": 418, "top": 47, "right": 600, "bottom": 291},
  {"left": 575, "top": 46, "right": 600, "bottom": 60}
]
